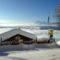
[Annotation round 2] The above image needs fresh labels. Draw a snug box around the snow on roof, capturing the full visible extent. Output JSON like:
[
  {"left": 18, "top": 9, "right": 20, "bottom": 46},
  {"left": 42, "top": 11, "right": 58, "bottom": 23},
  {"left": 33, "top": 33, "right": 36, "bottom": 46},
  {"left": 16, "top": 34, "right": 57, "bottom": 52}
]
[
  {"left": 0, "top": 28, "right": 36, "bottom": 41},
  {"left": 0, "top": 28, "right": 14, "bottom": 34}
]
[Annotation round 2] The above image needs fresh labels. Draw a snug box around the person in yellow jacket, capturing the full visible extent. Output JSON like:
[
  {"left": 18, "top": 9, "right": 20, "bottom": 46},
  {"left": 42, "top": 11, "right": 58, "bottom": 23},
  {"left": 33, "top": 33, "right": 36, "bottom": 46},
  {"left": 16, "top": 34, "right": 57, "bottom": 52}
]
[
  {"left": 48, "top": 29, "right": 54, "bottom": 43},
  {"left": 48, "top": 29, "right": 53, "bottom": 38}
]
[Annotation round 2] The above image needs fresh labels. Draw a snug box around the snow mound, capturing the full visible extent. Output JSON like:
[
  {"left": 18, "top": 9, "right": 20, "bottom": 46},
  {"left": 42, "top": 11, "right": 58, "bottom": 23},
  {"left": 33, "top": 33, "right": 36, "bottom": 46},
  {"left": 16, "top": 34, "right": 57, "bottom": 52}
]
[{"left": 56, "top": 41, "right": 60, "bottom": 45}]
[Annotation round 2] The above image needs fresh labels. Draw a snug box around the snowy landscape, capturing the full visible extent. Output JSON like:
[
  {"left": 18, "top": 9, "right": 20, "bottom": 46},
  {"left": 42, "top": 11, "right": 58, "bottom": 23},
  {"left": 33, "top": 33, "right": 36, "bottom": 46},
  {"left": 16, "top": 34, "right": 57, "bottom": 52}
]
[
  {"left": 0, "top": 0, "right": 60, "bottom": 60},
  {"left": 0, "top": 43, "right": 60, "bottom": 60},
  {"left": 0, "top": 27, "right": 60, "bottom": 60}
]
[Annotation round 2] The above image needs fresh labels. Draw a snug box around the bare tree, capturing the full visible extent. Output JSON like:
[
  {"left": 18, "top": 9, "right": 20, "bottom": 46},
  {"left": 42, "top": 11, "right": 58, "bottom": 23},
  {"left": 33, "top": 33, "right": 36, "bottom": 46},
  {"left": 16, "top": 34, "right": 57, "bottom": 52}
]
[{"left": 56, "top": 5, "right": 60, "bottom": 26}]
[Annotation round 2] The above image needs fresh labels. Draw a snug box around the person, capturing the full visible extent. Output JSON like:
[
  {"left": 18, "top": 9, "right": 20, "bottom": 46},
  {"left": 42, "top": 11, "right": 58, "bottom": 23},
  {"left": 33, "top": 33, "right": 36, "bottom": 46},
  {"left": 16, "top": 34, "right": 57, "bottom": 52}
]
[{"left": 48, "top": 29, "right": 55, "bottom": 43}]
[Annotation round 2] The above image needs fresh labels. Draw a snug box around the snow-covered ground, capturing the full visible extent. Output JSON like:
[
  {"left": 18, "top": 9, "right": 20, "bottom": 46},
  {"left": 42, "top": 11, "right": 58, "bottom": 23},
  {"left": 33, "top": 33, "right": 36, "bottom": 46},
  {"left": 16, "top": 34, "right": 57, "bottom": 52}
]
[
  {"left": 0, "top": 43, "right": 60, "bottom": 60},
  {"left": 0, "top": 44, "right": 60, "bottom": 60}
]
